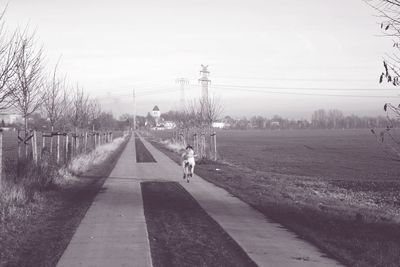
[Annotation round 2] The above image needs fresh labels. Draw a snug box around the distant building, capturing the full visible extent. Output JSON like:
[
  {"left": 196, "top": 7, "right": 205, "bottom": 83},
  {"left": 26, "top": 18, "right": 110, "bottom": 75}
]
[
  {"left": 164, "top": 121, "right": 176, "bottom": 130},
  {"left": 212, "top": 122, "right": 226, "bottom": 129},
  {"left": 151, "top": 105, "right": 161, "bottom": 126},
  {"left": 0, "top": 113, "right": 23, "bottom": 125},
  {"left": 270, "top": 121, "right": 280, "bottom": 128},
  {"left": 151, "top": 105, "right": 161, "bottom": 118}
]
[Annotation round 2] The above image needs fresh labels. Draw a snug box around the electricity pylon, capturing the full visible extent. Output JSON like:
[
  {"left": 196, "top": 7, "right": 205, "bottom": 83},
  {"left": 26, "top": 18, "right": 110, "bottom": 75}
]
[
  {"left": 199, "top": 65, "right": 211, "bottom": 100},
  {"left": 176, "top": 78, "right": 189, "bottom": 110}
]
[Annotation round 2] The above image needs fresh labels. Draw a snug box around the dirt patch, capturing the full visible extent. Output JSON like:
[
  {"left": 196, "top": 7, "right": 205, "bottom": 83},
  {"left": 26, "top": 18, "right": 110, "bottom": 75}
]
[
  {"left": 141, "top": 181, "right": 257, "bottom": 267},
  {"left": 0, "top": 136, "right": 129, "bottom": 267},
  {"left": 148, "top": 137, "right": 400, "bottom": 267},
  {"left": 135, "top": 134, "right": 156, "bottom": 163}
]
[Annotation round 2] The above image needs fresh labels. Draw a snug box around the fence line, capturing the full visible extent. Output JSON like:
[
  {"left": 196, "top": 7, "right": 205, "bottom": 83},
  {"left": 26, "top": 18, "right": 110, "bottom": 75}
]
[
  {"left": 172, "top": 128, "right": 218, "bottom": 160},
  {"left": 0, "top": 130, "right": 121, "bottom": 184}
]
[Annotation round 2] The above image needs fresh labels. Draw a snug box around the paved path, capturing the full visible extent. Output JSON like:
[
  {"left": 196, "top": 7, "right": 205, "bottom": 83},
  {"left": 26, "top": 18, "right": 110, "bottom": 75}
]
[
  {"left": 57, "top": 137, "right": 152, "bottom": 267},
  {"left": 58, "top": 135, "right": 343, "bottom": 267}
]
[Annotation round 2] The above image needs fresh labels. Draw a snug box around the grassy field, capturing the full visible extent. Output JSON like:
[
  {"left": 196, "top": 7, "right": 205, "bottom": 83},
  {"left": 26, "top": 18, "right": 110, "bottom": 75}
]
[
  {"left": 214, "top": 129, "right": 400, "bottom": 181},
  {"left": 149, "top": 128, "right": 400, "bottom": 267}
]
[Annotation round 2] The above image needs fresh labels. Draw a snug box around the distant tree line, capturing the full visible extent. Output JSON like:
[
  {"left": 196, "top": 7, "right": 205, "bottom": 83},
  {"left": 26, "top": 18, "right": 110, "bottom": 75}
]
[{"left": 220, "top": 109, "right": 396, "bottom": 130}]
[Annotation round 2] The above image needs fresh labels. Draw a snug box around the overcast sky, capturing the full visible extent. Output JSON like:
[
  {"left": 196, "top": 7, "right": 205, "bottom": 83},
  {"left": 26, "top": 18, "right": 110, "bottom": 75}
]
[{"left": 4, "top": 0, "right": 400, "bottom": 119}]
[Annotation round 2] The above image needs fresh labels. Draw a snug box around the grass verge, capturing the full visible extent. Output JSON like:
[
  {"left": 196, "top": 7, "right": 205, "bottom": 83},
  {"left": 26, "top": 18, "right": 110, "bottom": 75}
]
[
  {"left": 135, "top": 133, "right": 156, "bottom": 163},
  {"left": 0, "top": 134, "right": 130, "bottom": 267},
  {"left": 148, "top": 136, "right": 400, "bottom": 267},
  {"left": 141, "top": 181, "right": 257, "bottom": 267}
]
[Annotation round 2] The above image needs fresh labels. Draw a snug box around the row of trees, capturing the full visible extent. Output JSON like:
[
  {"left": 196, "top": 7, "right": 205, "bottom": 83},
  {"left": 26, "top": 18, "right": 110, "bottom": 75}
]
[
  {"left": 221, "top": 109, "right": 395, "bottom": 130},
  {"left": 0, "top": 9, "right": 121, "bottom": 136},
  {"left": 158, "top": 97, "right": 223, "bottom": 129}
]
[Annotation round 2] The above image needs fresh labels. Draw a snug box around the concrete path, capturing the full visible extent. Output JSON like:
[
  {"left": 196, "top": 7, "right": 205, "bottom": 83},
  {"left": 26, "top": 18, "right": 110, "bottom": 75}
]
[
  {"left": 139, "top": 136, "right": 343, "bottom": 267},
  {"left": 58, "top": 135, "right": 343, "bottom": 267},
  {"left": 57, "top": 137, "right": 152, "bottom": 267}
]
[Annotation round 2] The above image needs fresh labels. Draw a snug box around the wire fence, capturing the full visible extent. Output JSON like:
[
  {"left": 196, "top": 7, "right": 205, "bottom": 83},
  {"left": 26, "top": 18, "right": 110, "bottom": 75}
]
[{"left": 0, "top": 129, "right": 124, "bottom": 185}]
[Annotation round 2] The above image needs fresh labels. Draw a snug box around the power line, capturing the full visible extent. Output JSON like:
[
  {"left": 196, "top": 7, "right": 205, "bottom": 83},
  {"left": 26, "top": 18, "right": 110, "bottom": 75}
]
[
  {"left": 210, "top": 83, "right": 399, "bottom": 92},
  {"left": 94, "top": 87, "right": 183, "bottom": 99},
  {"left": 93, "top": 81, "right": 400, "bottom": 100},
  {"left": 212, "top": 76, "right": 377, "bottom": 83},
  {"left": 210, "top": 86, "right": 400, "bottom": 98}
]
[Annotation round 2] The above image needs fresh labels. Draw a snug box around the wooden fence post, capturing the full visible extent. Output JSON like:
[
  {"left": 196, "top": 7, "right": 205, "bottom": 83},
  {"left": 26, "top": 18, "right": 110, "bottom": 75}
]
[
  {"left": 18, "top": 130, "right": 21, "bottom": 160},
  {"left": 199, "top": 133, "right": 204, "bottom": 158},
  {"left": 0, "top": 129, "right": 3, "bottom": 188},
  {"left": 31, "top": 131, "right": 34, "bottom": 161},
  {"left": 42, "top": 134, "right": 46, "bottom": 150},
  {"left": 73, "top": 134, "right": 76, "bottom": 156},
  {"left": 210, "top": 133, "right": 213, "bottom": 158},
  {"left": 41, "top": 133, "right": 45, "bottom": 160},
  {"left": 57, "top": 133, "right": 60, "bottom": 164},
  {"left": 25, "top": 131, "right": 29, "bottom": 158},
  {"left": 84, "top": 132, "right": 88, "bottom": 153},
  {"left": 76, "top": 133, "right": 79, "bottom": 154},
  {"left": 193, "top": 133, "right": 197, "bottom": 154},
  {"left": 65, "top": 133, "right": 69, "bottom": 162},
  {"left": 212, "top": 132, "right": 217, "bottom": 161},
  {"left": 32, "top": 130, "right": 38, "bottom": 165},
  {"left": 202, "top": 133, "right": 206, "bottom": 158},
  {"left": 50, "top": 134, "right": 53, "bottom": 155}
]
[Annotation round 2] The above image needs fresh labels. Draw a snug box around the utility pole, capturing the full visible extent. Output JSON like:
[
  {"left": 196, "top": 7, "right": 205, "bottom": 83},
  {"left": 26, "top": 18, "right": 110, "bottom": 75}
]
[
  {"left": 133, "top": 89, "right": 136, "bottom": 131},
  {"left": 175, "top": 78, "right": 189, "bottom": 110},
  {"left": 199, "top": 65, "right": 211, "bottom": 100}
]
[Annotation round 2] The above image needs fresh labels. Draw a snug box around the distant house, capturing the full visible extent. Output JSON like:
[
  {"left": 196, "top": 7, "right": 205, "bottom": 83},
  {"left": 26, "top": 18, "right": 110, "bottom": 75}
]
[
  {"left": 0, "top": 113, "right": 23, "bottom": 125},
  {"left": 270, "top": 121, "right": 280, "bottom": 128},
  {"left": 164, "top": 121, "right": 176, "bottom": 130},
  {"left": 212, "top": 122, "right": 225, "bottom": 129}
]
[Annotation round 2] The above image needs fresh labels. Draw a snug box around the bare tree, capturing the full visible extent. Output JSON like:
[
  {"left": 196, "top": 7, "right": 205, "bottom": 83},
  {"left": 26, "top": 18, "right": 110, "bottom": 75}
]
[
  {"left": 43, "top": 61, "right": 64, "bottom": 132},
  {"left": 184, "top": 99, "right": 202, "bottom": 127},
  {"left": 57, "top": 85, "right": 72, "bottom": 131},
  {"left": 12, "top": 32, "right": 44, "bottom": 134},
  {"left": 365, "top": 1, "right": 400, "bottom": 156},
  {"left": 365, "top": 1, "right": 400, "bottom": 85},
  {"left": 69, "top": 85, "right": 90, "bottom": 132},
  {"left": 199, "top": 95, "right": 223, "bottom": 126},
  {"left": 88, "top": 98, "right": 101, "bottom": 131},
  {"left": 0, "top": 9, "right": 18, "bottom": 109}
]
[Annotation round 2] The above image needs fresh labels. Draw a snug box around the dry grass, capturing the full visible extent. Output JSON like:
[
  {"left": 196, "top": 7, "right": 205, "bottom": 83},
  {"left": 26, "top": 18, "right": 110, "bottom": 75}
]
[
  {"left": 0, "top": 134, "right": 129, "bottom": 223},
  {"left": 160, "top": 138, "right": 185, "bottom": 154},
  {"left": 68, "top": 135, "right": 128, "bottom": 175}
]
